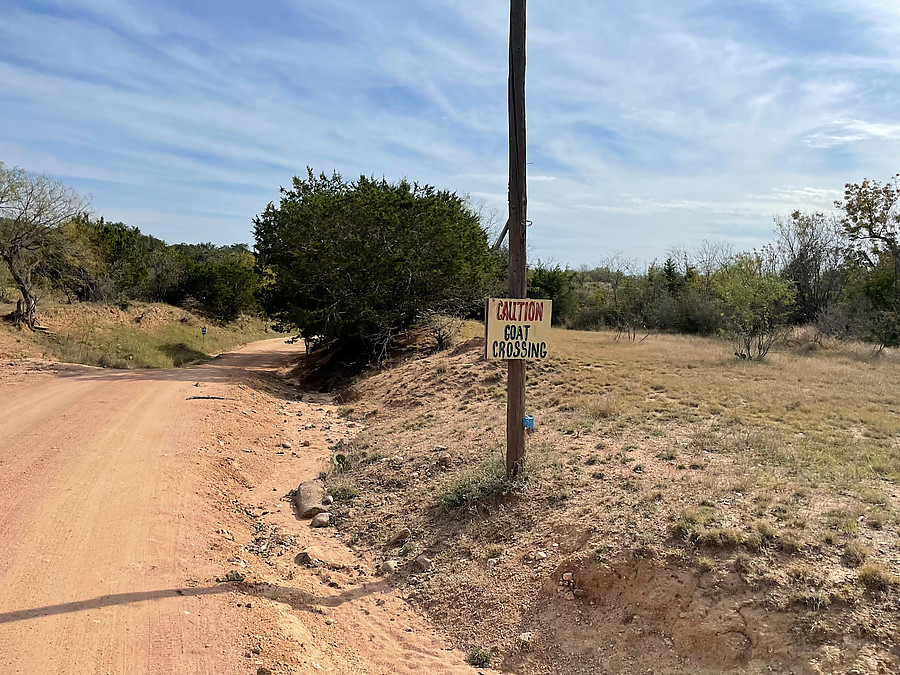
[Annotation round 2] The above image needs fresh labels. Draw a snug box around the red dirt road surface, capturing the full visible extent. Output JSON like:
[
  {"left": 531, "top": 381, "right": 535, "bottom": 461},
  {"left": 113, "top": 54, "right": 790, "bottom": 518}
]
[{"left": 0, "top": 339, "right": 478, "bottom": 675}]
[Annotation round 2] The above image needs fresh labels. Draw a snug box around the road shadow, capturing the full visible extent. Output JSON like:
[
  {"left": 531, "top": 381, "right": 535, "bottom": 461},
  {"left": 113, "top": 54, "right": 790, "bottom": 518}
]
[
  {"left": 45, "top": 340, "right": 316, "bottom": 402},
  {"left": 158, "top": 342, "right": 210, "bottom": 367},
  {"left": 0, "top": 585, "right": 232, "bottom": 624},
  {"left": 0, "top": 578, "right": 392, "bottom": 625}
]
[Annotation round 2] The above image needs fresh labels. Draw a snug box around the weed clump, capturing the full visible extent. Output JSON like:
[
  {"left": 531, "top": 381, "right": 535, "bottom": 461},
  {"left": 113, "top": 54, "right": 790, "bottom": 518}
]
[
  {"left": 673, "top": 506, "right": 717, "bottom": 537},
  {"left": 330, "top": 485, "right": 360, "bottom": 501},
  {"left": 465, "top": 647, "right": 494, "bottom": 667},
  {"left": 842, "top": 541, "right": 869, "bottom": 568},
  {"left": 328, "top": 438, "right": 381, "bottom": 474},
  {"left": 857, "top": 562, "right": 898, "bottom": 592},
  {"left": 673, "top": 505, "right": 747, "bottom": 549},
  {"left": 697, "top": 527, "right": 744, "bottom": 549},
  {"left": 792, "top": 589, "right": 831, "bottom": 611},
  {"left": 441, "top": 457, "right": 528, "bottom": 511},
  {"left": 697, "top": 556, "right": 715, "bottom": 573},
  {"left": 744, "top": 519, "right": 777, "bottom": 552}
]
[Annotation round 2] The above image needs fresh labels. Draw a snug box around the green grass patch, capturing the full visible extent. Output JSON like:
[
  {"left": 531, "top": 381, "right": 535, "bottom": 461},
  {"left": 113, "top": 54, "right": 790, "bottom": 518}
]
[
  {"left": 37, "top": 306, "right": 271, "bottom": 368},
  {"left": 440, "top": 456, "right": 528, "bottom": 511}
]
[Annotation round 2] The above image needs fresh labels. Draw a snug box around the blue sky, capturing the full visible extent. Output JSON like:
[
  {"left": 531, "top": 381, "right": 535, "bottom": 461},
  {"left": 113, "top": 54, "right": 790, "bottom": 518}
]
[{"left": 2, "top": 0, "right": 900, "bottom": 265}]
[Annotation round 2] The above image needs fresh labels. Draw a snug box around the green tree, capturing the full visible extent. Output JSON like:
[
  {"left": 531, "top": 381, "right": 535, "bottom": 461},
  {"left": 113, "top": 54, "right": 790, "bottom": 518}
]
[
  {"left": 253, "top": 169, "right": 494, "bottom": 360},
  {"left": 834, "top": 176, "right": 900, "bottom": 347},
  {"left": 185, "top": 251, "right": 260, "bottom": 322},
  {"left": 715, "top": 253, "right": 796, "bottom": 359},
  {"left": 0, "top": 163, "right": 89, "bottom": 328},
  {"left": 528, "top": 260, "right": 575, "bottom": 325},
  {"left": 661, "top": 257, "right": 684, "bottom": 294},
  {"left": 92, "top": 220, "right": 155, "bottom": 297},
  {"left": 836, "top": 175, "right": 900, "bottom": 282},
  {"left": 42, "top": 215, "right": 107, "bottom": 303}
]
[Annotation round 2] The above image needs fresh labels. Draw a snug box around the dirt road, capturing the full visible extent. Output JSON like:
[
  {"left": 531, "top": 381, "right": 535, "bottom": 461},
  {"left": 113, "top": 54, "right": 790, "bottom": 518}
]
[{"left": 0, "top": 340, "right": 476, "bottom": 674}]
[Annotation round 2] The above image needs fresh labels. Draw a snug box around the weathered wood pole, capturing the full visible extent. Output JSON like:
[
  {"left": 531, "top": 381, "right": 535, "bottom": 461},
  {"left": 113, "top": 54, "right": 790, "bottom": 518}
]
[{"left": 506, "top": 0, "right": 527, "bottom": 477}]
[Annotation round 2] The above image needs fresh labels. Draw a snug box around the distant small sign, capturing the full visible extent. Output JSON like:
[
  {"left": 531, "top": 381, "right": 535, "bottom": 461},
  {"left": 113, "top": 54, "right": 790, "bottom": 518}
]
[
  {"left": 485, "top": 298, "right": 552, "bottom": 361},
  {"left": 201, "top": 326, "right": 207, "bottom": 336}
]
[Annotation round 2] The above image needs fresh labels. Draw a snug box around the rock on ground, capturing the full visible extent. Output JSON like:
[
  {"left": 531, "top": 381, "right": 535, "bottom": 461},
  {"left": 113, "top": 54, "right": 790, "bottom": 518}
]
[
  {"left": 292, "top": 479, "right": 327, "bottom": 518},
  {"left": 386, "top": 527, "right": 411, "bottom": 547},
  {"left": 310, "top": 512, "right": 331, "bottom": 528}
]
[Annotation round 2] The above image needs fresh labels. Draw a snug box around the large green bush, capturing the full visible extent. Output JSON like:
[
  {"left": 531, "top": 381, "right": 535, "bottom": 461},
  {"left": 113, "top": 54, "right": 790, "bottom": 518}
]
[
  {"left": 716, "top": 253, "right": 796, "bottom": 359},
  {"left": 253, "top": 169, "right": 495, "bottom": 359}
]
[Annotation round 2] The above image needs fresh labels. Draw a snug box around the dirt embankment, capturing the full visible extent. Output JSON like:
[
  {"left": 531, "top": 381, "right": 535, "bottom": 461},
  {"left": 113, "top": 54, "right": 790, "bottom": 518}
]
[
  {"left": 317, "top": 335, "right": 900, "bottom": 675},
  {"left": 0, "top": 301, "right": 271, "bottom": 367}
]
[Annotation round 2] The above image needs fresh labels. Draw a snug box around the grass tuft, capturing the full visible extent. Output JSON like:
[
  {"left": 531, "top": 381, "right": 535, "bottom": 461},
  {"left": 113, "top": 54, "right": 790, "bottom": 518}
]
[
  {"left": 842, "top": 540, "right": 869, "bottom": 568},
  {"left": 440, "top": 457, "right": 528, "bottom": 511},
  {"left": 857, "top": 562, "right": 898, "bottom": 592}
]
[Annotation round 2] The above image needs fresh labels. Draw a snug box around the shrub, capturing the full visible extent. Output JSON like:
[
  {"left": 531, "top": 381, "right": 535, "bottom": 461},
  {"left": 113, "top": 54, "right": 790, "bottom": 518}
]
[
  {"left": 254, "top": 170, "right": 495, "bottom": 361},
  {"left": 715, "top": 253, "right": 795, "bottom": 360},
  {"left": 440, "top": 457, "right": 528, "bottom": 510},
  {"left": 465, "top": 647, "right": 494, "bottom": 667}
]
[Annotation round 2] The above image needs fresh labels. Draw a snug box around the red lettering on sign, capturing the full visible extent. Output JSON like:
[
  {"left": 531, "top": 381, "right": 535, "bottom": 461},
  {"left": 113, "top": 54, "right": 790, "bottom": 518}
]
[{"left": 494, "top": 299, "right": 547, "bottom": 323}]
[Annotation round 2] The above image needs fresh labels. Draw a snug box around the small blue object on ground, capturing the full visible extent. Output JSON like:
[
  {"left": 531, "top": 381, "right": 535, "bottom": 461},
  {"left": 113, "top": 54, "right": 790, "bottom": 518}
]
[{"left": 523, "top": 415, "right": 534, "bottom": 429}]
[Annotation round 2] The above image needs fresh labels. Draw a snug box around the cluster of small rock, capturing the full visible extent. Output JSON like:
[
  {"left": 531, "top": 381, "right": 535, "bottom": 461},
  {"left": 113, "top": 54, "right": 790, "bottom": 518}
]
[
  {"left": 245, "top": 522, "right": 297, "bottom": 559},
  {"left": 557, "top": 570, "right": 587, "bottom": 601},
  {"left": 524, "top": 550, "right": 548, "bottom": 562},
  {"left": 378, "top": 527, "right": 434, "bottom": 576}
]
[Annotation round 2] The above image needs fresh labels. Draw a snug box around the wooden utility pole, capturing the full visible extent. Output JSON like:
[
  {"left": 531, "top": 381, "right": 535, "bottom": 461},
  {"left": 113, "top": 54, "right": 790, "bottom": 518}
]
[{"left": 506, "top": 0, "right": 527, "bottom": 477}]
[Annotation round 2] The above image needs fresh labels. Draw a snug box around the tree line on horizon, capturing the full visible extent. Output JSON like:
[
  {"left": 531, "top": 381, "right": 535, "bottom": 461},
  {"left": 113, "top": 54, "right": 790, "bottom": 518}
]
[
  {"left": 3, "top": 160, "right": 899, "bottom": 361},
  {"left": 531, "top": 175, "right": 900, "bottom": 357},
  {"left": 0, "top": 163, "right": 260, "bottom": 326}
]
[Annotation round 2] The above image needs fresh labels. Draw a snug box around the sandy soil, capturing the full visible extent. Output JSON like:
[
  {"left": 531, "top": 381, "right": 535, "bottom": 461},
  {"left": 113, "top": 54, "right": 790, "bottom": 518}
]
[
  {"left": 0, "top": 339, "right": 481, "bottom": 674},
  {"left": 317, "top": 337, "right": 900, "bottom": 675}
]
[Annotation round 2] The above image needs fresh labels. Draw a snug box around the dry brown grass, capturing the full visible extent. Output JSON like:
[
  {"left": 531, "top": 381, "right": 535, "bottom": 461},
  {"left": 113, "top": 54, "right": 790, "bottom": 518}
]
[
  {"left": 1, "top": 302, "right": 272, "bottom": 368},
  {"left": 539, "top": 328, "right": 900, "bottom": 485},
  {"left": 319, "top": 326, "right": 900, "bottom": 675}
]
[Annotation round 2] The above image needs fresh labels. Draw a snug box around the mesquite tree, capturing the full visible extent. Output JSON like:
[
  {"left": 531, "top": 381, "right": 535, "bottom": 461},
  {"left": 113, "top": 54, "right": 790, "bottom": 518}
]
[{"left": 0, "top": 163, "right": 89, "bottom": 328}]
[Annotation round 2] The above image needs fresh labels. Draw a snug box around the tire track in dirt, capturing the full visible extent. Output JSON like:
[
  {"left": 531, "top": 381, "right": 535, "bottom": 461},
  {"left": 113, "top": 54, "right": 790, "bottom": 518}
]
[
  {"left": 0, "top": 351, "right": 255, "bottom": 674},
  {"left": 0, "top": 339, "right": 481, "bottom": 675}
]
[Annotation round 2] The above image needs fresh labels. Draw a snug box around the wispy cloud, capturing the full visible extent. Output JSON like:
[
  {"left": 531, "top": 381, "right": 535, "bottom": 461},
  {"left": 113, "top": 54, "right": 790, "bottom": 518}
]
[{"left": 1, "top": 0, "right": 899, "bottom": 263}]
